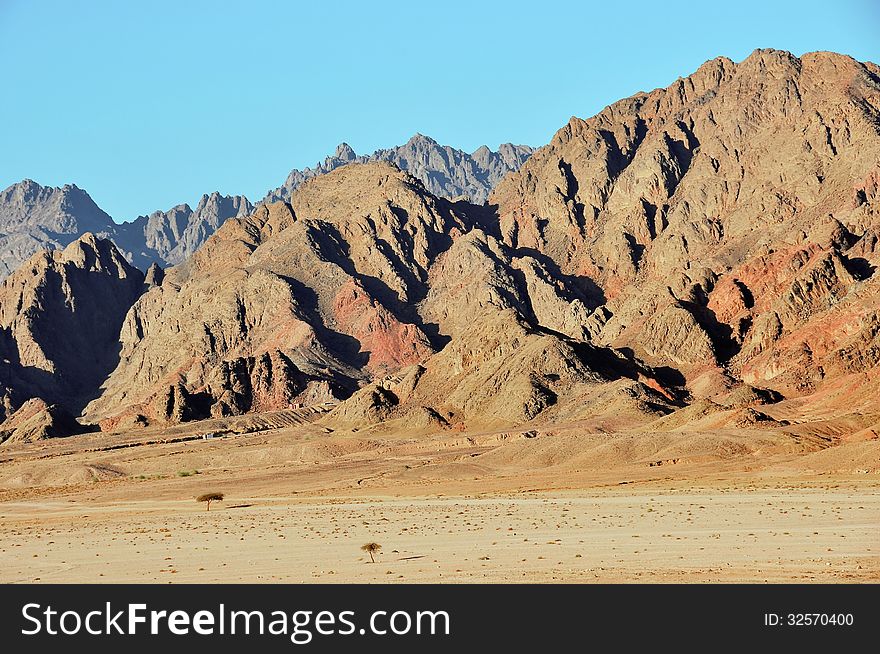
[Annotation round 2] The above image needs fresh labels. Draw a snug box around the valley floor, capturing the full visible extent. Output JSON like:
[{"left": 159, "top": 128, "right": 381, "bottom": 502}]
[
  {"left": 1, "top": 489, "right": 877, "bottom": 583},
  {"left": 0, "top": 418, "right": 878, "bottom": 583}
]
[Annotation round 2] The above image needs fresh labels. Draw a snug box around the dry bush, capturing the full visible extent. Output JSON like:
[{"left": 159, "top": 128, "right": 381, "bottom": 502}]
[
  {"left": 361, "top": 542, "right": 382, "bottom": 563},
  {"left": 196, "top": 492, "right": 224, "bottom": 511}
]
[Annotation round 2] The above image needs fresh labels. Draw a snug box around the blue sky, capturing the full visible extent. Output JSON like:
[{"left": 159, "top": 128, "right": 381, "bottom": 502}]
[{"left": 1, "top": 0, "right": 878, "bottom": 221}]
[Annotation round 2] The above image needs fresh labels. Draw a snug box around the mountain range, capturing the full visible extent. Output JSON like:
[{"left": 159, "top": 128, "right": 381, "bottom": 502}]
[
  {"left": 1, "top": 48, "right": 879, "bottom": 446},
  {"left": 0, "top": 136, "right": 533, "bottom": 280},
  {"left": 265, "top": 135, "right": 534, "bottom": 204}
]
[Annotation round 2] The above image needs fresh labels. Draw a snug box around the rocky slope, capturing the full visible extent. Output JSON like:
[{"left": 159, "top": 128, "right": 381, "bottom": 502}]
[
  {"left": 491, "top": 48, "right": 880, "bottom": 403},
  {"left": 0, "top": 233, "right": 145, "bottom": 423},
  {"left": 265, "top": 135, "right": 534, "bottom": 205},
  {"left": 85, "top": 164, "right": 469, "bottom": 426},
  {"left": 0, "top": 398, "right": 81, "bottom": 444},
  {"left": 85, "top": 161, "right": 674, "bottom": 430}
]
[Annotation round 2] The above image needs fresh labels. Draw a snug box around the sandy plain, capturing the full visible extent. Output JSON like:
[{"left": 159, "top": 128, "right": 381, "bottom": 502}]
[{"left": 1, "top": 411, "right": 877, "bottom": 583}]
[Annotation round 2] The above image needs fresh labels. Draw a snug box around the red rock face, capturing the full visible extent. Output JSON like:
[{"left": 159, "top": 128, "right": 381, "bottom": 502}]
[
  {"left": 332, "top": 280, "right": 433, "bottom": 374},
  {"left": 707, "top": 276, "right": 751, "bottom": 327}
]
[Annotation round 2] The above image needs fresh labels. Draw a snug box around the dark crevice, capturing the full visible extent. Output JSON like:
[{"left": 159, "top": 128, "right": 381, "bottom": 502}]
[
  {"left": 510, "top": 246, "right": 606, "bottom": 309},
  {"left": 558, "top": 159, "right": 586, "bottom": 235},
  {"left": 304, "top": 220, "right": 451, "bottom": 352},
  {"left": 843, "top": 256, "right": 876, "bottom": 281},
  {"left": 623, "top": 233, "right": 646, "bottom": 268},
  {"left": 641, "top": 199, "right": 658, "bottom": 239},
  {"left": 678, "top": 299, "right": 741, "bottom": 363},
  {"left": 734, "top": 279, "right": 755, "bottom": 308},
  {"left": 598, "top": 117, "right": 648, "bottom": 182}
]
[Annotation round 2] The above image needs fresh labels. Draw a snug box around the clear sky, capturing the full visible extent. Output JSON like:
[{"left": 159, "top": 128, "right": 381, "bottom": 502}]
[{"left": 1, "top": 0, "right": 878, "bottom": 222}]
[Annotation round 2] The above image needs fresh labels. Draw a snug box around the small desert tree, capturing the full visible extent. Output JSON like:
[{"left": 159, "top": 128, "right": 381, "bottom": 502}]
[
  {"left": 197, "top": 492, "right": 224, "bottom": 511},
  {"left": 361, "top": 542, "right": 382, "bottom": 563}
]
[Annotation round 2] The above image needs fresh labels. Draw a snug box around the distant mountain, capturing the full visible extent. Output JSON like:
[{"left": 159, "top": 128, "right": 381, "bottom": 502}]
[
  {"left": 0, "top": 136, "right": 532, "bottom": 280},
  {"left": 0, "top": 180, "right": 119, "bottom": 278},
  {"left": 116, "top": 192, "right": 253, "bottom": 267},
  {"left": 0, "top": 181, "right": 250, "bottom": 279},
  {"left": 265, "top": 134, "right": 534, "bottom": 204}
]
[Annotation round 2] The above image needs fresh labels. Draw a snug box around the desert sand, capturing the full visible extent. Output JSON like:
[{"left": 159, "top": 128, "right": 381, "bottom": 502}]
[{"left": 1, "top": 415, "right": 877, "bottom": 583}]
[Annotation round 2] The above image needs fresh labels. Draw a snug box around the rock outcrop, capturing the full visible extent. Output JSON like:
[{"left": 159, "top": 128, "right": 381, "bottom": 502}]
[
  {"left": 0, "top": 234, "right": 145, "bottom": 416},
  {"left": 0, "top": 398, "right": 82, "bottom": 445}
]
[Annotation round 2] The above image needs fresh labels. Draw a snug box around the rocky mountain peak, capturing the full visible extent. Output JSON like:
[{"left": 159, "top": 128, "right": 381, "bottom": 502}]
[
  {"left": 471, "top": 144, "right": 491, "bottom": 157},
  {"left": 1, "top": 134, "right": 533, "bottom": 281},
  {"left": 405, "top": 133, "right": 439, "bottom": 147},
  {"left": 266, "top": 135, "right": 534, "bottom": 205},
  {"left": 334, "top": 142, "right": 357, "bottom": 161},
  {"left": 144, "top": 262, "right": 165, "bottom": 288}
]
